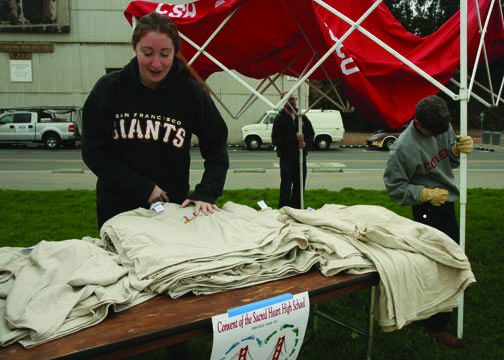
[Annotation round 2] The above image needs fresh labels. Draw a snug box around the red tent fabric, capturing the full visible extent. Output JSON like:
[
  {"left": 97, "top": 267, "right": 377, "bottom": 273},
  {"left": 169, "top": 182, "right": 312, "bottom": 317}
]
[{"left": 124, "top": 0, "right": 504, "bottom": 130}]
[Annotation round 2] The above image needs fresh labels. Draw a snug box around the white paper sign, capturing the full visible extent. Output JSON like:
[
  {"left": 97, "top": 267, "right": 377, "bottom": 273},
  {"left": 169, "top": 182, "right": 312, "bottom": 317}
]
[
  {"left": 211, "top": 292, "right": 310, "bottom": 360},
  {"left": 10, "top": 60, "right": 32, "bottom": 82}
]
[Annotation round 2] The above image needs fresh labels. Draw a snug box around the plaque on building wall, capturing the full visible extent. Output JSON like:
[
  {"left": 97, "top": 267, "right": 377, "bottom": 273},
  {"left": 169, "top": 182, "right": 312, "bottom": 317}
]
[
  {"left": 0, "top": 0, "right": 70, "bottom": 33},
  {"left": 10, "top": 59, "right": 32, "bottom": 82}
]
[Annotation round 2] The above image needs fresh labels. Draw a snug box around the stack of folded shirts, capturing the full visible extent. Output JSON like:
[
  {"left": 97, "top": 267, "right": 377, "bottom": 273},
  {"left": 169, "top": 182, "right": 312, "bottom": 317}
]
[{"left": 101, "top": 202, "right": 325, "bottom": 298}]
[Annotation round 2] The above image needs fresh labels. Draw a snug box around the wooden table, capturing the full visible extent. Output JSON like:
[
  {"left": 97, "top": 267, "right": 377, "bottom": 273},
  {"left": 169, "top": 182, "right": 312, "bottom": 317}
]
[{"left": 0, "top": 270, "right": 379, "bottom": 360}]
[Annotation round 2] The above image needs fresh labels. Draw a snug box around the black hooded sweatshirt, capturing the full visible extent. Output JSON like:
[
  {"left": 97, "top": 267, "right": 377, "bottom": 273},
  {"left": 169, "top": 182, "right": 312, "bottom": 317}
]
[{"left": 82, "top": 57, "right": 229, "bottom": 224}]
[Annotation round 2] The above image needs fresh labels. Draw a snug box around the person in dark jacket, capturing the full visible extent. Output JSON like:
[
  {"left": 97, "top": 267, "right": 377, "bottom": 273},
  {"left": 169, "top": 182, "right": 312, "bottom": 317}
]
[
  {"left": 271, "top": 92, "right": 314, "bottom": 209},
  {"left": 82, "top": 12, "right": 229, "bottom": 230}
]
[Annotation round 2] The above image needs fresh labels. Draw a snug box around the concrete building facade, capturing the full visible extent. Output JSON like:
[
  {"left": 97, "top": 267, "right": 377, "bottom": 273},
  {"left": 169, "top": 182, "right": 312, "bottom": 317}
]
[{"left": 0, "top": 0, "right": 308, "bottom": 144}]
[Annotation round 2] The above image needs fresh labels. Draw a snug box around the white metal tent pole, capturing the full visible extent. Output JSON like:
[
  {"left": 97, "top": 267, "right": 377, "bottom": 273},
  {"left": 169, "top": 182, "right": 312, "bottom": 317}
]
[
  {"left": 187, "top": 7, "right": 239, "bottom": 66},
  {"left": 450, "top": 76, "right": 504, "bottom": 107},
  {"left": 467, "top": 0, "right": 496, "bottom": 100},
  {"left": 297, "top": 86, "right": 304, "bottom": 209},
  {"left": 279, "top": 0, "right": 385, "bottom": 108},
  {"left": 178, "top": 32, "right": 277, "bottom": 109},
  {"left": 312, "top": 0, "right": 459, "bottom": 100},
  {"left": 458, "top": 0, "right": 469, "bottom": 340}
]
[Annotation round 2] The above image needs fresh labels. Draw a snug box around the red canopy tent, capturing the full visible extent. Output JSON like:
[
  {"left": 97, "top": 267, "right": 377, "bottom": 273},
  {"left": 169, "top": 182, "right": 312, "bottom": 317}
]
[
  {"left": 124, "top": 0, "right": 504, "bottom": 130},
  {"left": 124, "top": 0, "right": 504, "bottom": 339}
]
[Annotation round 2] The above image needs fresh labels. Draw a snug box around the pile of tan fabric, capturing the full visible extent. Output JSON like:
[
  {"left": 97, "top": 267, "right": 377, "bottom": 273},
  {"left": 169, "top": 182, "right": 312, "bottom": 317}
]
[{"left": 0, "top": 202, "right": 475, "bottom": 348}]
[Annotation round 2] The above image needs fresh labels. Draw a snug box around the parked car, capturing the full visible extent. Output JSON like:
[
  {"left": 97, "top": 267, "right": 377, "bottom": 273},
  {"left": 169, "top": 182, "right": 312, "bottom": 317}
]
[
  {"left": 0, "top": 108, "right": 81, "bottom": 149},
  {"left": 241, "top": 109, "right": 345, "bottom": 150},
  {"left": 366, "top": 128, "right": 404, "bottom": 150}
]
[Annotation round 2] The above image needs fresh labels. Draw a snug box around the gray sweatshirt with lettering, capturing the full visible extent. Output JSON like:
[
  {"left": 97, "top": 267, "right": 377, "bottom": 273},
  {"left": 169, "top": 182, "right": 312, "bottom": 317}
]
[{"left": 383, "top": 121, "right": 459, "bottom": 206}]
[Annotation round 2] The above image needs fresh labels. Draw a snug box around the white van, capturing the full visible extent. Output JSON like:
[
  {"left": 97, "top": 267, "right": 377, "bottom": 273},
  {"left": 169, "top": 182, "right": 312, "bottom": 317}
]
[{"left": 241, "top": 109, "right": 345, "bottom": 150}]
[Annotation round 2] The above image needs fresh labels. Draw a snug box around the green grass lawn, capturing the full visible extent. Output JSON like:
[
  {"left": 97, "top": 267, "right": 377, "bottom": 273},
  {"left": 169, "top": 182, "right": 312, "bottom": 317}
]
[{"left": 0, "top": 188, "right": 503, "bottom": 359}]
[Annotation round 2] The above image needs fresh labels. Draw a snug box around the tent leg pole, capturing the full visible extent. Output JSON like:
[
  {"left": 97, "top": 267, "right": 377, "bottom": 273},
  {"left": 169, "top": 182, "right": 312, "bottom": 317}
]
[
  {"left": 366, "top": 286, "right": 376, "bottom": 360},
  {"left": 457, "top": 0, "right": 469, "bottom": 340},
  {"left": 297, "top": 87, "right": 304, "bottom": 210}
]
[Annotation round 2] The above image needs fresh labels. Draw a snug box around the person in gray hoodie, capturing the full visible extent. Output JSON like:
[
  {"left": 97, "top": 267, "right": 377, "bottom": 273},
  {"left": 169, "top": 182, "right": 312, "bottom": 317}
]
[{"left": 384, "top": 95, "right": 473, "bottom": 348}]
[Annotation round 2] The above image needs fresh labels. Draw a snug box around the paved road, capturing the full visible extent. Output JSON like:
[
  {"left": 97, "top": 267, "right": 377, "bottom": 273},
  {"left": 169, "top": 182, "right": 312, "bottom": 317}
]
[{"left": 0, "top": 144, "right": 502, "bottom": 190}]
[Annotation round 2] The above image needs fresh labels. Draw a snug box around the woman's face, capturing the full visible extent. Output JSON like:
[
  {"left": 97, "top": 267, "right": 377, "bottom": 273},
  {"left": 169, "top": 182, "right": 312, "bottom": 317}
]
[{"left": 134, "top": 31, "right": 175, "bottom": 89}]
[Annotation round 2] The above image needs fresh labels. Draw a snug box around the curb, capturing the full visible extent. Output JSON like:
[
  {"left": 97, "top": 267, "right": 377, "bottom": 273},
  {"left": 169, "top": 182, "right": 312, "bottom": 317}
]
[
  {"left": 232, "top": 168, "right": 267, "bottom": 173},
  {"left": 52, "top": 169, "right": 85, "bottom": 174},
  {"left": 338, "top": 144, "right": 368, "bottom": 149},
  {"left": 474, "top": 146, "right": 496, "bottom": 152}
]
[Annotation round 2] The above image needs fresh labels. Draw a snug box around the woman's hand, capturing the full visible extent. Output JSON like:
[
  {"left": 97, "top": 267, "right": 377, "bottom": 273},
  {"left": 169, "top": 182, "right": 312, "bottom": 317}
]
[
  {"left": 180, "top": 199, "right": 220, "bottom": 216},
  {"left": 148, "top": 185, "right": 169, "bottom": 206}
]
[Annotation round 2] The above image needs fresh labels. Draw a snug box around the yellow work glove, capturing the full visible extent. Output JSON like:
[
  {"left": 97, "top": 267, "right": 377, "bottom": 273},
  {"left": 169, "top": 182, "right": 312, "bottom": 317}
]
[
  {"left": 452, "top": 136, "right": 474, "bottom": 156},
  {"left": 419, "top": 188, "right": 449, "bottom": 206}
]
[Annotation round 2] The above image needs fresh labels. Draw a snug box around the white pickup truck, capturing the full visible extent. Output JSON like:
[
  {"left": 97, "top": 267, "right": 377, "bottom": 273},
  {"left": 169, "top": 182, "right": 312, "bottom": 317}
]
[
  {"left": 0, "top": 109, "right": 81, "bottom": 149},
  {"left": 241, "top": 109, "right": 345, "bottom": 150}
]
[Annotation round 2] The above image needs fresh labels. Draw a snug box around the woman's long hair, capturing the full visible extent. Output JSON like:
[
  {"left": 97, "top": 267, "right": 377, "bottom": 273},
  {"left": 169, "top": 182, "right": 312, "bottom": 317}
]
[
  {"left": 133, "top": 12, "right": 210, "bottom": 94},
  {"left": 176, "top": 52, "right": 210, "bottom": 94}
]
